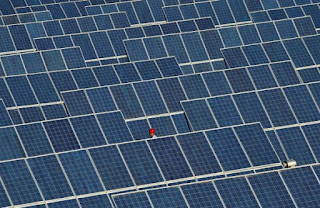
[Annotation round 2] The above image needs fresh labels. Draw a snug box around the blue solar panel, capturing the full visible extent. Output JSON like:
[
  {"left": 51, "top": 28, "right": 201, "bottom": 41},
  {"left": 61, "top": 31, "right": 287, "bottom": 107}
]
[
  {"left": 0, "top": 179, "right": 11, "bottom": 207},
  {"left": 177, "top": 132, "right": 222, "bottom": 175},
  {"left": 148, "top": 187, "right": 188, "bottom": 207},
  {"left": 207, "top": 96, "right": 243, "bottom": 127},
  {"left": 148, "top": 136, "right": 193, "bottom": 180},
  {"left": 114, "top": 192, "right": 153, "bottom": 208},
  {"left": 281, "top": 167, "right": 320, "bottom": 207},
  {"left": 119, "top": 141, "right": 164, "bottom": 185},
  {"left": 206, "top": 127, "right": 251, "bottom": 171},
  {"left": 97, "top": 111, "right": 133, "bottom": 143},
  {"left": 234, "top": 124, "right": 280, "bottom": 165},
  {"left": 110, "top": 84, "right": 145, "bottom": 119},
  {"left": 182, "top": 99, "right": 218, "bottom": 131},
  {"left": 59, "top": 150, "right": 105, "bottom": 195},
  {"left": 44, "top": 119, "right": 80, "bottom": 152},
  {"left": 1, "top": 0, "right": 320, "bottom": 206},
  {"left": 79, "top": 195, "right": 113, "bottom": 208},
  {"left": 134, "top": 81, "right": 168, "bottom": 116},
  {"left": 28, "top": 155, "right": 73, "bottom": 200},
  {"left": 214, "top": 177, "right": 260, "bottom": 207},
  {"left": 89, "top": 145, "right": 135, "bottom": 190},
  {"left": 0, "top": 127, "right": 25, "bottom": 160},
  {"left": 0, "top": 99, "right": 12, "bottom": 127},
  {"left": 248, "top": 172, "right": 296, "bottom": 207},
  {"left": 70, "top": 115, "right": 107, "bottom": 148},
  {"left": 181, "top": 182, "right": 224, "bottom": 208},
  {"left": 16, "top": 123, "right": 53, "bottom": 156},
  {"left": 0, "top": 160, "right": 42, "bottom": 205},
  {"left": 276, "top": 127, "right": 316, "bottom": 165},
  {"left": 62, "top": 90, "right": 93, "bottom": 116}
]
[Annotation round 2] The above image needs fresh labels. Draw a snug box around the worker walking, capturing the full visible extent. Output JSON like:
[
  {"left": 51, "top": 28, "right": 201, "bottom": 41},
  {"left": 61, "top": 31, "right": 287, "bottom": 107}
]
[{"left": 149, "top": 128, "right": 157, "bottom": 139}]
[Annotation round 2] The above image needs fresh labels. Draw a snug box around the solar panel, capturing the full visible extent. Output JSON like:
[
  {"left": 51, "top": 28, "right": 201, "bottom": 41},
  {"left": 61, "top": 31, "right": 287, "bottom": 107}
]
[
  {"left": 0, "top": 160, "right": 43, "bottom": 205},
  {"left": 78, "top": 195, "right": 113, "bottom": 208},
  {"left": 181, "top": 182, "right": 224, "bottom": 208},
  {"left": 176, "top": 132, "right": 222, "bottom": 175},
  {"left": 0, "top": 99, "right": 12, "bottom": 127},
  {"left": 214, "top": 177, "right": 260, "bottom": 207},
  {"left": 148, "top": 187, "right": 189, "bottom": 207},
  {"left": 280, "top": 166, "right": 320, "bottom": 207},
  {"left": 248, "top": 172, "right": 296, "bottom": 207},
  {"left": 88, "top": 145, "right": 135, "bottom": 190},
  {"left": 119, "top": 141, "right": 164, "bottom": 185},
  {"left": 1, "top": 0, "right": 320, "bottom": 206},
  {"left": 59, "top": 150, "right": 105, "bottom": 195},
  {"left": 28, "top": 155, "right": 74, "bottom": 200},
  {"left": 148, "top": 136, "right": 194, "bottom": 180},
  {"left": 113, "top": 192, "right": 153, "bottom": 208}
]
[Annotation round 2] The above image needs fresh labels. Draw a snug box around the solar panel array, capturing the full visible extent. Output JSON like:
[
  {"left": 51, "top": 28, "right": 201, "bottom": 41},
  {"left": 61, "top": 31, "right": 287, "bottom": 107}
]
[{"left": 0, "top": 0, "right": 320, "bottom": 207}]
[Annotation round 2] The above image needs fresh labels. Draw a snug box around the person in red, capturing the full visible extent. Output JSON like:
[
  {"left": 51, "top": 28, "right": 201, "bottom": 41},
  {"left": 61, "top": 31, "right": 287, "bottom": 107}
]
[{"left": 149, "top": 128, "right": 157, "bottom": 139}]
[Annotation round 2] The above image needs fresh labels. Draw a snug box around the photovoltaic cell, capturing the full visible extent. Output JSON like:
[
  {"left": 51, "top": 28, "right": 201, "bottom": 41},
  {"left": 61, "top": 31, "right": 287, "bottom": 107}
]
[
  {"left": 234, "top": 124, "right": 280, "bottom": 165},
  {"left": 16, "top": 123, "right": 53, "bottom": 157},
  {"left": 248, "top": 172, "right": 295, "bottom": 208},
  {"left": 276, "top": 127, "right": 316, "bottom": 165},
  {"left": 96, "top": 112, "right": 133, "bottom": 144},
  {"left": 0, "top": 160, "right": 42, "bottom": 205},
  {"left": 114, "top": 192, "right": 152, "bottom": 208},
  {"left": 28, "top": 155, "right": 73, "bottom": 200},
  {"left": 59, "top": 150, "right": 104, "bottom": 195},
  {"left": 206, "top": 128, "right": 251, "bottom": 171},
  {"left": 177, "top": 132, "right": 222, "bottom": 175},
  {"left": 1, "top": 126, "right": 25, "bottom": 161},
  {"left": 70, "top": 115, "right": 107, "bottom": 148},
  {"left": 214, "top": 177, "right": 260, "bottom": 207},
  {"left": 79, "top": 195, "right": 113, "bottom": 208},
  {"left": 148, "top": 187, "right": 188, "bottom": 207},
  {"left": 181, "top": 182, "right": 224, "bottom": 208},
  {"left": 89, "top": 146, "right": 134, "bottom": 190},
  {"left": 281, "top": 167, "right": 320, "bottom": 207},
  {"left": 119, "top": 141, "right": 164, "bottom": 185},
  {"left": 148, "top": 137, "right": 193, "bottom": 180},
  {"left": 44, "top": 119, "right": 80, "bottom": 152}
]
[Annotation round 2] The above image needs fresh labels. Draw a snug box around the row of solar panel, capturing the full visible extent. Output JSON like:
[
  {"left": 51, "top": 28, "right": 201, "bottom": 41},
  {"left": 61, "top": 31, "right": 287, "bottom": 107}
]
[
  {"left": 0, "top": 94, "right": 191, "bottom": 139},
  {"left": 2, "top": 12, "right": 131, "bottom": 34},
  {"left": 1, "top": 58, "right": 315, "bottom": 120},
  {"left": 0, "top": 100, "right": 69, "bottom": 125},
  {"left": 2, "top": 74, "right": 319, "bottom": 164},
  {"left": 86, "top": 0, "right": 162, "bottom": 25},
  {"left": 14, "top": 0, "right": 166, "bottom": 25},
  {"left": 182, "top": 84, "right": 320, "bottom": 163},
  {"left": 113, "top": 165, "right": 320, "bottom": 208},
  {"left": 244, "top": 0, "right": 320, "bottom": 12},
  {"left": 163, "top": 0, "right": 213, "bottom": 6},
  {"left": 249, "top": 3, "right": 320, "bottom": 28},
  {"left": 222, "top": 34, "right": 320, "bottom": 69},
  {"left": 32, "top": 16, "right": 214, "bottom": 47},
  {"left": 163, "top": 0, "right": 251, "bottom": 26},
  {"left": 0, "top": 47, "right": 87, "bottom": 76},
  {"left": 163, "top": 0, "right": 320, "bottom": 7},
  {"left": 14, "top": 1, "right": 90, "bottom": 18},
  {"left": 9, "top": 0, "right": 81, "bottom": 8},
  {"left": 0, "top": 10, "right": 52, "bottom": 25},
  {"left": 32, "top": 18, "right": 215, "bottom": 63},
  {"left": 0, "top": 123, "right": 281, "bottom": 206},
  {"left": 265, "top": 123, "right": 320, "bottom": 165},
  {"left": 164, "top": 0, "right": 320, "bottom": 26},
  {"left": 183, "top": 81, "right": 320, "bottom": 129},
  {"left": 60, "top": 61, "right": 314, "bottom": 118},
  {"left": 0, "top": 56, "right": 182, "bottom": 107},
  {"left": 124, "top": 17, "right": 317, "bottom": 65}
]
